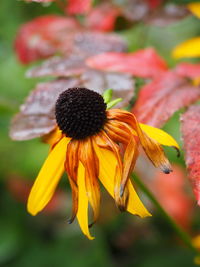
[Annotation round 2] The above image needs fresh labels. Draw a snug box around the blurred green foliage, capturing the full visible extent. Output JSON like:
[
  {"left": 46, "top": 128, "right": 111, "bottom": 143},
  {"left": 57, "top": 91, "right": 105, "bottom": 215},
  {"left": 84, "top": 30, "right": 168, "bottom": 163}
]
[{"left": 0, "top": 0, "right": 200, "bottom": 266}]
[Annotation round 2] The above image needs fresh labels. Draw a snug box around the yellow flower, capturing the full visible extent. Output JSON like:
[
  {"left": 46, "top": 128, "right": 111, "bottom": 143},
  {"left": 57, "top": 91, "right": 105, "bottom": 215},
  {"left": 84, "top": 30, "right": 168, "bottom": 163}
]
[
  {"left": 27, "top": 88, "right": 179, "bottom": 239},
  {"left": 172, "top": 37, "right": 200, "bottom": 59},
  {"left": 172, "top": 3, "right": 200, "bottom": 59},
  {"left": 187, "top": 2, "right": 200, "bottom": 19}
]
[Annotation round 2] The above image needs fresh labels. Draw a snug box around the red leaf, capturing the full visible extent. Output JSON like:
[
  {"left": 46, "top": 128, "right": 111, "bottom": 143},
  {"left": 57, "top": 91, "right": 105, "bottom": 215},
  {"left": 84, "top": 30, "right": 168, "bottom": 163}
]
[
  {"left": 9, "top": 79, "right": 80, "bottom": 140},
  {"left": 150, "top": 165, "right": 193, "bottom": 229},
  {"left": 175, "top": 63, "right": 200, "bottom": 79},
  {"left": 181, "top": 105, "right": 200, "bottom": 204},
  {"left": 86, "top": 48, "right": 167, "bottom": 78},
  {"left": 66, "top": 0, "right": 92, "bottom": 14},
  {"left": 132, "top": 71, "right": 200, "bottom": 127},
  {"left": 15, "top": 15, "right": 80, "bottom": 64},
  {"left": 86, "top": 3, "right": 119, "bottom": 32}
]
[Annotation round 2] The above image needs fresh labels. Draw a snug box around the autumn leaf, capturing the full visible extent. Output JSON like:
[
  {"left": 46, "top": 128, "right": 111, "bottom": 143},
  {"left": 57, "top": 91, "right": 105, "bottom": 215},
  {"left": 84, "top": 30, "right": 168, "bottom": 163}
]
[
  {"left": 181, "top": 105, "right": 200, "bottom": 205},
  {"left": 175, "top": 62, "right": 200, "bottom": 79},
  {"left": 9, "top": 79, "right": 80, "bottom": 140},
  {"left": 26, "top": 32, "right": 127, "bottom": 77},
  {"left": 86, "top": 48, "right": 167, "bottom": 78},
  {"left": 26, "top": 55, "right": 87, "bottom": 78},
  {"left": 132, "top": 71, "right": 200, "bottom": 127},
  {"left": 66, "top": 0, "right": 92, "bottom": 14},
  {"left": 86, "top": 3, "right": 119, "bottom": 32},
  {"left": 15, "top": 15, "right": 81, "bottom": 64}
]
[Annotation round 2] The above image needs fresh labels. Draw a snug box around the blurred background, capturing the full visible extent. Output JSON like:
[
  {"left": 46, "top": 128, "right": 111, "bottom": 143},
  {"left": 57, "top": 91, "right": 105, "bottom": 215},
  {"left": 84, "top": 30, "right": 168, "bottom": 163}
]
[{"left": 1, "top": 0, "right": 200, "bottom": 266}]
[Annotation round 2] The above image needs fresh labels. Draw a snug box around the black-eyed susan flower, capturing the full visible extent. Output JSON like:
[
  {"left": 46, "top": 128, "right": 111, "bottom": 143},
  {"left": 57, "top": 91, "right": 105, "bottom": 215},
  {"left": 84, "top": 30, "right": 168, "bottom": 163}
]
[{"left": 28, "top": 87, "right": 179, "bottom": 239}]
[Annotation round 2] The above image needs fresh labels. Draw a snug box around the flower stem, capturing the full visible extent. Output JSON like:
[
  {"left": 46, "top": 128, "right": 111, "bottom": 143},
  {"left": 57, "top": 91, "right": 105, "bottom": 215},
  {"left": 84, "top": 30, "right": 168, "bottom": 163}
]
[{"left": 132, "top": 174, "right": 198, "bottom": 254}]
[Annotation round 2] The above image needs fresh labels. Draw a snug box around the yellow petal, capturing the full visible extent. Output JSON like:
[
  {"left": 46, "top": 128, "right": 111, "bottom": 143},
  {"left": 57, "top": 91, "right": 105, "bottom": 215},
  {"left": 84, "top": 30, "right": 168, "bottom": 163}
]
[
  {"left": 188, "top": 3, "right": 200, "bottom": 18},
  {"left": 93, "top": 143, "right": 151, "bottom": 218},
  {"left": 77, "top": 162, "right": 94, "bottom": 240},
  {"left": 139, "top": 123, "right": 179, "bottom": 149},
  {"left": 27, "top": 137, "right": 70, "bottom": 215},
  {"left": 172, "top": 37, "right": 200, "bottom": 59}
]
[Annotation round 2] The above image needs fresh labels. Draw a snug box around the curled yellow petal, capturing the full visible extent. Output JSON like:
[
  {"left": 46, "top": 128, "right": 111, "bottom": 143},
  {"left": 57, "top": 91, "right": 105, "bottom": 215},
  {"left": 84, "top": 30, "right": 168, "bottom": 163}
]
[
  {"left": 77, "top": 162, "right": 94, "bottom": 240},
  {"left": 139, "top": 123, "right": 179, "bottom": 149},
  {"left": 93, "top": 142, "right": 151, "bottom": 218},
  {"left": 188, "top": 3, "right": 200, "bottom": 18},
  {"left": 80, "top": 138, "right": 100, "bottom": 225},
  {"left": 172, "top": 37, "right": 200, "bottom": 59},
  {"left": 27, "top": 137, "right": 70, "bottom": 215}
]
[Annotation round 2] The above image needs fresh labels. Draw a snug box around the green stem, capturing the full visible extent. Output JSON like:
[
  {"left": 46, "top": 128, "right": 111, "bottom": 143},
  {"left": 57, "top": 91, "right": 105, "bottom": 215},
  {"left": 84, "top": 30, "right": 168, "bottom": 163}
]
[{"left": 132, "top": 174, "right": 197, "bottom": 254}]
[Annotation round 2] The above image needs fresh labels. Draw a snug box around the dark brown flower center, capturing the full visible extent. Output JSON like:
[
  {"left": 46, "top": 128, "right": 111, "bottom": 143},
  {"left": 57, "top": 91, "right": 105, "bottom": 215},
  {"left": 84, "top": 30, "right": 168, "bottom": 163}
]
[{"left": 55, "top": 88, "right": 107, "bottom": 139}]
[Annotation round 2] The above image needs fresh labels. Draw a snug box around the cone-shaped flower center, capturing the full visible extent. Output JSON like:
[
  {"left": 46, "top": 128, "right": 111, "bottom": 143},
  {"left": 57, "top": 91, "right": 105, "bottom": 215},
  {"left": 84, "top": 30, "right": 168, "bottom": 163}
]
[{"left": 55, "top": 88, "right": 107, "bottom": 139}]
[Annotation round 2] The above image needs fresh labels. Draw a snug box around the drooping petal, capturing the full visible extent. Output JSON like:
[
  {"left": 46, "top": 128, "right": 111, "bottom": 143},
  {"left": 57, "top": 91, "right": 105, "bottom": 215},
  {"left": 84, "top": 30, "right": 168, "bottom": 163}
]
[
  {"left": 106, "top": 119, "right": 139, "bottom": 196},
  {"left": 79, "top": 138, "right": 100, "bottom": 225},
  {"left": 121, "top": 136, "right": 139, "bottom": 196},
  {"left": 76, "top": 162, "right": 94, "bottom": 240},
  {"left": 94, "top": 131, "right": 128, "bottom": 210},
  {"left": 65, "top": 139, "right": 80, "bottom": 223},
  {"left": 172, "top": 37, "right": 200, "bottom": 59},
  {"left": 93, "top": 142, "right": 150, "bottom": 217},
  {"left": 104, "top": 120, "right": 131, "bottom": 144},
  {"left": 27, "top": 137, "right": 70, "bottom": 215},
  {"left": 139, "top": 123, "right": 179, "bottom": 149},
  {"left": 107, "top": 109, "right": 172, "bottom": 174}
]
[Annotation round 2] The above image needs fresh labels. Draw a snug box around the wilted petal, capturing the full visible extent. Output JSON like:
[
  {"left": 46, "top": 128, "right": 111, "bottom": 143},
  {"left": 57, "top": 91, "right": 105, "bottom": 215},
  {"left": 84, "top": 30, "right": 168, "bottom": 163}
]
[
  {"left": 76, "top": 162, "right": 94, "bottom": 240},
  {"left": 80, "top": 138, "right": 100, "bottom": 225},
  {"left": 93, "top": 141, "right": 150, "bottom": 217},
  {"left": 65, "top": 140, "right": 80, "bottom": 223}
]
